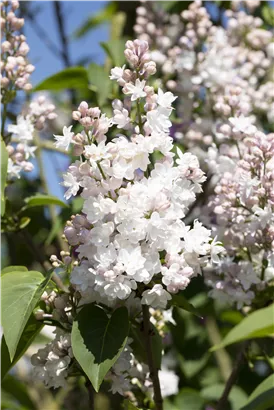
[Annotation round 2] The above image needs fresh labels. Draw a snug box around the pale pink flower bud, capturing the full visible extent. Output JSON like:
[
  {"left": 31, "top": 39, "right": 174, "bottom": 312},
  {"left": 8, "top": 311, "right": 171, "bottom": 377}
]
[
  {"left": 2, "top": 41, "right": 11, "bottom": 52},
  {"left": 19, "top": 42, "right": 30, "bottom": 55},
  {"left": 6, "top": 145, "right": 14, "bottom": 155},
  {"left": 25, "top": 64, "right": 35, "bottom": 73},
  {"left": 78, "top": 101, "right": 88, "bottom": 114},
  {"left": 23, "top": 162, "right": 34, "bottom": 172},
  {"left": 72, "top": 110, "right": 81, "bottom": 121},
  {"left": 23, "top": 83, "right": 32, "bottom": 91},
  {"left": 1, "top": 77, "right": 9, "bottom": 88}
]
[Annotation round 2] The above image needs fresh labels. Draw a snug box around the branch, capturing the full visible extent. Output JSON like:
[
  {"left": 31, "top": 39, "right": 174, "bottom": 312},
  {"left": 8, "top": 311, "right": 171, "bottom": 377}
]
[
  {"left": 19, "top": 229, "right": 67, "bottom": 292},
  {"left": 206, "top": 316, "right": 232, "bottom": 382},
  {"left": 216, "top": 341, "right": 249, "bottom": 410},
  {"left": 53, "top": 1, "right": 76, "bottom": 106},
  {"left": 85, "top": 380, "right": 95, "bottom": 410},
  {"left": 142, "top": 305, "right": 163, "bottom": 410}
]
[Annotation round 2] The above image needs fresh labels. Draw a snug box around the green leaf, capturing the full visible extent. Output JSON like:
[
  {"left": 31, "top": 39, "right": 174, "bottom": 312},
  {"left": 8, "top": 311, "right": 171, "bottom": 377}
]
[
  {"left": 211, "top": 304, "right": 274, "bottom": 351},
  {"left": 87, "top": 63, "right": 111, "bottom": 106},
  {"left": 101, "top": 38, "right": 127, "bottom": 67},
  {"left": 33, "top": 67, "right": 88, "bottom": 91},
  {"left": 71, "top": 304, "right": 129, "bottom": 392},
  {"left": 201, "top": 384, "right": 248, "bottom": 410},
  {"left": 1, "top": 139, "right": 8, "bottom": 216},
  {"left": 240, "top": 374, "right": 274, "bottom": 410},
  {"left": 123, "top": 400, "right": 141, "bottom": 410},
  {"left": 2, "top": 374, "right": 36, "bottom": 409},
  {"left": 1, "top": 266, "right": 28, "bottom": 275},
  {"left": 171, "top": 292, "right": 202, "bottom": 317},
  {"left": 73, "top": 3, "right": 117, "bottom": 38},
  {"left": 1, "top": 270, "right": 52, "bottom": 360},
  {"left": 1, "top": 314, "right": 43, "bottom": 380},
  {"left": 261, "top": 5, "right": 274, "bottom": 26},
  {"left": 24, "top": 194, "right": 68, "bottom": 209},
  {"left": 130, "top": 323, "right": 162, "bottom": 370},
  {"left": 19, "top": 216, "right": 31, "bottom": 229},
  {"left": 175, "top": 388, "right": 205, "bottom": 410},
  {"left": 180, "top": 353, "right": 210, "bottom": 379}
]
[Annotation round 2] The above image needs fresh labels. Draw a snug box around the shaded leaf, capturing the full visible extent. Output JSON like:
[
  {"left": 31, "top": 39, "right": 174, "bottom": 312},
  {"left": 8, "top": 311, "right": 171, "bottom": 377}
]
[
  {"left": 2, "top": 374, "right": 36, "bottom": 409},
  {"left": 123, "top": 400, "right": 141, "bottom": 410},
  {"left": 1, "top": 139, "right": 8, "bottom": 216},
  {"left": 34, "top": 67, "right": 88, "bottom": 91},
  {"left": 1, "top": 314, "right": 43, "bottom": 380},
  {"left": 171, "top": 292, "right": 202, "bottom": 317},
  {"left": 1, "top": 270, "right": 52, "bottom": 360},
  {"left": 130, "top": 322, "right": 162, "bottom": 370},
  {"left": 201, "top": 384, "right": 248, "bottom": 410},
  {"left": 73, "top": 3, "right": 117, "bottom": 38},
  {"left": 175, "top": 388, "right": 205, "bottom": 410},
  {"left": 24, "top": 194, "right": 68, "bottom": 209},
  {"left": 71, "top": 304, "right": 129, "bottom": 392},
  {"left": 211, "top": 304, "right": 274, "bottom": 351},
  {"left": 240, "top": 374, "right": 274, "bottom": 410}
]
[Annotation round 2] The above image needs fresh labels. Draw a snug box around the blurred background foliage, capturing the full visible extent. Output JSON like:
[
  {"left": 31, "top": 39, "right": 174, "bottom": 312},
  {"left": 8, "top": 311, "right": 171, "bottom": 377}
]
[{"left": 1, "top": 1, "right": 274, "bottom": 410}]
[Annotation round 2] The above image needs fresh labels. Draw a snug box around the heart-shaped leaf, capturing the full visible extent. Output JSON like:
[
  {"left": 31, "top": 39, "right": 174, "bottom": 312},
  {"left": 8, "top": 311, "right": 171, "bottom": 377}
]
[
  {"left": 72, "top": 304, "right": 129, "bottom": 392},
  {"left": 1, "top": 314, "right": 43, "bottom": 380},
  {"left": 1, "top": 270, "right": 52, "bottom": 360}
]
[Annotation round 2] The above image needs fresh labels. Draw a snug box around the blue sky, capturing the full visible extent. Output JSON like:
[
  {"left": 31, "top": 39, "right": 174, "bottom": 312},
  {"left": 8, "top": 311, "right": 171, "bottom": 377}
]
[
  {"left": 24, "top": 1, "right": 109, "bottom": 199},
  {"left": 25, "top": 1, "right": 109, "bottom": 85}
]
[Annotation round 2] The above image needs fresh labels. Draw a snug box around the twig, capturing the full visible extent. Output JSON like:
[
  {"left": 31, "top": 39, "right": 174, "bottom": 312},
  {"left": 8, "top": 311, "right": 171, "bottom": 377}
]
[
  {"left": 24, "top": 9, "right": 63, "bottom": 61},
  {"left": 85, "top": 380, "right": 95, "bottom": 410},
  {"left": 216, "top": 341, "right": 249, "bottom": 410},
  {"left": 20, "top": 229, "right": 67, "bottom": 292},
  {"left": 34, "top": 131, "right": 68, "bottom": 253},
  {"left": 142, "top": 305, "right": 163, "bottom": 410},
  {"left": 206, "top": 316, "right": 232, "bottom": 382},
  {"left": 53, "top": 1, "right": 76, "bottom": 106}
]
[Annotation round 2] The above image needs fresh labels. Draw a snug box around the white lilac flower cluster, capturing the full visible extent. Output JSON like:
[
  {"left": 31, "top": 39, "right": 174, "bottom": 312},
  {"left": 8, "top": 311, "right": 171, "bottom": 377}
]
[
  {"left": 204, "top": 125, "right": 274, "bottom": 308},
  {"left": 135, "top": 2, "right": 274, "bottom": 310},
  {"left": 6, "top": 95, "right": 57, "bottom": 179},
  {"left": 1, "top": 0, "right": 34, "bottom": 93},
  {"left": 57, "top": 39, "right": 221, "bottom": 310},
  {"left": 31, "top": 329, "right": 73, "bottom": 389},
  {"left": 135, "top": 1, "right": 274, "bottom": 151}
]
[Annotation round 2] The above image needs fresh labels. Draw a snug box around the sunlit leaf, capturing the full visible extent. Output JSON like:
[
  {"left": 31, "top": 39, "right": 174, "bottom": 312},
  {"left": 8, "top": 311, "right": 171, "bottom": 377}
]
[
  {"left": 24, "top": 194, "right": 68, "bottom": 209},
  {"left": 1, "top": 266, "right": 27, "bottom": 276},
  {"left": 101, "top": 38, "right": 127, "bottom": 66},
  {"left": 211, "top": 304, "right": 274, "bottom": 351},
  {"left": 73, "top": 3, "right": 117, "bottom": 38},
  {"left": 88, "top": 63, "right": 112, "bottom": 106},
  {"left": 71, "top": 304, "right": 129, "bottom": 392},
  {"left": 34, "top": 67, "right": 88, "bottom": 91},
  {"left": 1, "top": 270, "right": 52, "bottom": 360},
  {"left": 1, "top": 314, "right": 43, "bottom": 380},
  {"left": 240, "top": 374, "right": 274, "bottom": 410}
]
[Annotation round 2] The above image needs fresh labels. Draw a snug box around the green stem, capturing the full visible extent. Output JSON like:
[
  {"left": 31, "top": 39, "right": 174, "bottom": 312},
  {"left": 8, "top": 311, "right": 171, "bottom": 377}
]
[
  {"left": 206, "top": 316, "right": 233, "bottom": 382},
  {"left": 142, "top": 304, "right": 163, "bottom": 410},
  {"left": 34, "top": 132, "right": 68, "bottom": 252},
  {"left": 1, "top": 103, "right": 8, "bottom": 139},
  {"left": 216, "top": 341, "right": 249, "bottom": 410}
]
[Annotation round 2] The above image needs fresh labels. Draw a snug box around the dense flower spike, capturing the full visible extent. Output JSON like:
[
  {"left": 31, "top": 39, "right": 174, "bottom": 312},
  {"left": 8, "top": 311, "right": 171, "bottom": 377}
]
[
  {"left": 59, "top": 39, "right": 219, "bottom": 311},
  {"left": 31, "top": 38, "right": 222, "bottom": 395},
  {"left": 135, "top": 0, "right": 274, "bottom": 310},
  {"left": 1, "top": 1, "right": 57, "bottom": 179},
  {"left": 1, "top": 0, "right": 33, "bottom": 93}
]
